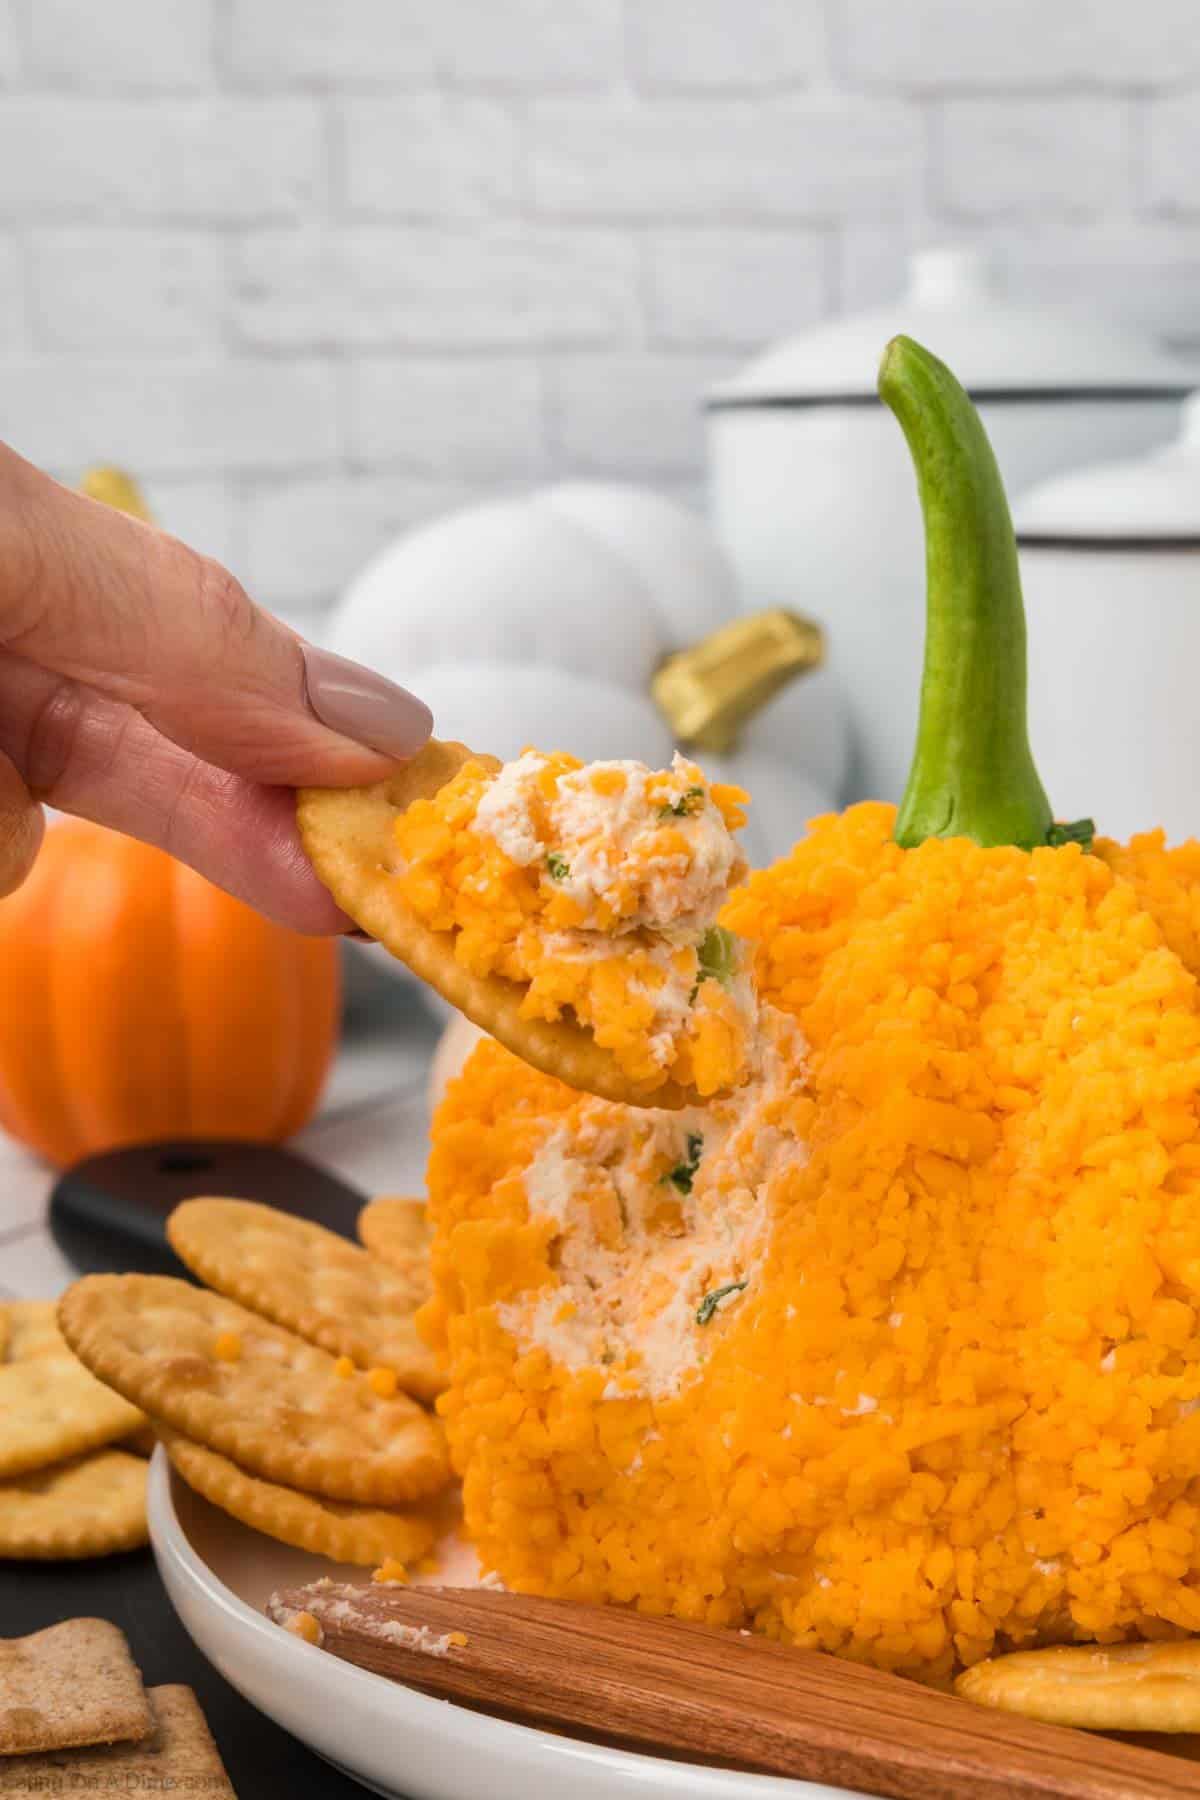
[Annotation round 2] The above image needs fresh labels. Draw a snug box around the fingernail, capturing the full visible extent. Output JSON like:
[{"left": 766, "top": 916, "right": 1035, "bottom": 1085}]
[{"left": 302, "top": 646, "right": 433, "bottom": 761}]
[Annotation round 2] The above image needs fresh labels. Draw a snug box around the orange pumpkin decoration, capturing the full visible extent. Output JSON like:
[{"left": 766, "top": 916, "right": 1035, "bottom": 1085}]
[{"left": 0, "top": 820, "right": 340, "bottom": 1166}]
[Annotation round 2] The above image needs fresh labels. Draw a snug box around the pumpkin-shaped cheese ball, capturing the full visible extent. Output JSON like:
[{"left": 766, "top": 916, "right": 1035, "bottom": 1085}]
[{"left": 419, "top": 339, "right": 1200, "bottom": 1685}]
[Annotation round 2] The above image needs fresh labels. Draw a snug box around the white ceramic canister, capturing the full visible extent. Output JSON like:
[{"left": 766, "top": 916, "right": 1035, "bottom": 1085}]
[
  {"left": 707, "top": 247, "right": 1196, "bottom": 806},
  {"left": 1016, "top": 396, "right": 1200, "bottom": 846}
]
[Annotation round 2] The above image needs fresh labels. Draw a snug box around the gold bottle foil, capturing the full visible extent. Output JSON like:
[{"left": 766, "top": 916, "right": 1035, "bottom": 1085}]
[
  {"left": 651, "top": 608, "right": 825, "bottom": 754},
  {"left": 79, "top": 466, "right": 153, "bottom": 522}
]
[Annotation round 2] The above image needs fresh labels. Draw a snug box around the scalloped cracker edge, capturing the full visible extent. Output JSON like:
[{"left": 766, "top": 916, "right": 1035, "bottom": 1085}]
[
  {"left": 0, "top": 1451, "right": 148, "bottom": 1562},
  {"left": 166, "top": 1197, "right": 441, "bottom": 1403},
  {"left": 2, "top": 1301, "right": 65, "bottom": 1363},
  {"left": 956, "top": 1637, "right": 1200, "bottom": 1731},
  {"left": 0, "top": 1355, "right": 144, "bottom": 1481},
  {"left": 58, "top": 1275, "right": 449, "bottom": 1507},
  {"left": 162, "top": 1430, "right": 436, "bottom": 1568}
]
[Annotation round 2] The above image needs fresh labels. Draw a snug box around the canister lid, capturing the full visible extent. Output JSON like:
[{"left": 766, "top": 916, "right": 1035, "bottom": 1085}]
[
  {"left": 1015, "top": 393, "right": 1200, "bottom": 547},
  {"left": 708, "top": 247, "right": 1197, "bottom": 410}
]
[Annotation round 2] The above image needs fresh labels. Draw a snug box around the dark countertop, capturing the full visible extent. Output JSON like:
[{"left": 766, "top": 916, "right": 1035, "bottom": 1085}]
[{"left": 1, "top": 1550, "right": 380, "bottom": 1797}]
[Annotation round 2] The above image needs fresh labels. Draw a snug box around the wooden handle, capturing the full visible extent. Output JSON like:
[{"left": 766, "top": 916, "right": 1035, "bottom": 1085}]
[{"left": 272, "top": 1584, "right": 1200, "bottom": 1800}]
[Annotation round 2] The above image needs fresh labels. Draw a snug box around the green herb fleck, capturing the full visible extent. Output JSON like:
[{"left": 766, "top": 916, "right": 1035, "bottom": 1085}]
[
  {"left": 1045, "top": 818, "right": 1095, "bottom": 852},
  {"left": 658, "top": 785, "right": 705, "bottom": 821},
  {"left": 696, "top": 1281, "right": 747, "bottom": 1326},
  {"left": 546, "top": 852, "right": 570, "bottom": 881},
  {"left": 664, "top": 1131, "right": 703, "bottom": 1195},
  {"left": 696, "top": 925, "right": 738, "bottom": 990}
]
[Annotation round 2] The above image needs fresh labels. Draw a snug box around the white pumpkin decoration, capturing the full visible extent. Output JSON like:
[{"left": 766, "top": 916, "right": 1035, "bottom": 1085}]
[
  {"left": 325, "top": 481, "right": 848, "bottom": 989},
  {"left": 428, "top": 1011, "right": 486, "bottom": 1112}
]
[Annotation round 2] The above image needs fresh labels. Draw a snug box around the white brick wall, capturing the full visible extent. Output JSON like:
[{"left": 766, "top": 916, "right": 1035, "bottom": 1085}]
[
  {"left": 4, "top": 356, "right": 338, "bottom": 472},
  {"left": 243, "top": 473, "right": 478, "bottom": 609},
  {"left": 1147, "top": 95, "right": 1200, "bottom": 217},
  {"left": 842, "top": 0, "right": 1200, "bottom": 88},
  {"left": 643, "top": 229, "right": 829, "bottom": 347},
  {"left": 0, "top": 0, "right": 1197, "bottom": 619},
  {"left": 937, "top": 99, "right": 1133, "bottom": 221},
  {"left": 28, "top": 0, "right": 211, "bottom": 89},
  {"left": 30, "top": 230, "right": 224, "bottom": 348},
  {"left": 629, "top": 0, "right": 825, "bottom": 91},
  {"left": 527, "top": 96, "right": 923, "bottom": 219},
  {"left": 549, "top": 351, "right": 737, "bottom": 476},
  {"left": 0, "top": 97, "right": 323, "bottom": 220},
  {"left": 345, "top": 357, "right": 545, "bottom": 473},
  {"left": 228, "top": 0, "right": 437, "bottom": 86},
  {"left": 343, "top": 97, "right": 518, "bottom": 218},
  {"left": 435, "top": 0, "right": 624, "bottom": 89},
  {"left": 231, "top": 226, "right": 640, "bottom": 348}
]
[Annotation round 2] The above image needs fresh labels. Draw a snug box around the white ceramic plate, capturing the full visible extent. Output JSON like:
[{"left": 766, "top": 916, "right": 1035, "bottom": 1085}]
[{"left": 148, "top": 1451, "right": 875, "bottom": 1800}]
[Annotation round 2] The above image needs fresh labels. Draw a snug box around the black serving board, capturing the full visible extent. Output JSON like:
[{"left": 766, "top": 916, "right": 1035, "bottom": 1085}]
[{"left": 49, "top": 1139, "right": 368, "bottom": 1277}]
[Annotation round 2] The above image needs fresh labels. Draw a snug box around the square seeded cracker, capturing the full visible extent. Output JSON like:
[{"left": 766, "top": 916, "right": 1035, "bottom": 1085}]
[
  {"left": 0, "top": 1620, "right": 151, "bottom": 1755},
  {"left": 0, "top": 1686, "right": 236, "bottom": 1797}
]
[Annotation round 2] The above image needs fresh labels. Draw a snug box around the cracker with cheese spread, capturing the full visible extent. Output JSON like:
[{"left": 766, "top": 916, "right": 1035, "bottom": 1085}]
[{"left": 298, "top": 741, "right": 757, "bottom": 1108}]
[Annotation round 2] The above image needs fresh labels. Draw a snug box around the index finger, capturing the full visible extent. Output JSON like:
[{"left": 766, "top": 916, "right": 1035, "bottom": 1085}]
[{"left": 0, "top": 444, "right": 432, "bottom": 787}]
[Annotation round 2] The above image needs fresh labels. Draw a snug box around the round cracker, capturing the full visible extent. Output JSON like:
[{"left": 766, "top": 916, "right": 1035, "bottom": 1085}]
[
  {"left": 0, "top": 1450, "right": 147, "bottom": 1560},
  {"left": 123, "top": 1423, "right": 159, "bottom": 1458},
  {"left": 296, "top": 741, "right": 693, "bottom": 1110},
  {"left": 2, "top": 1299, "right": 65, "bottom": 1362},
  {"left": 162, "top": 1430, "right": 436, "bottom": 1568},
  {"left": 956, "top": 1638, "right": 1200, "bottom": 1732},
  {"left": 58, "top": 1275, "right": 450, "bottom": 1507},
  {"left": 166, "top": 1197, "right": 441, "bottom": 1403},
  {"left": 0, "top": 1354, "right": 145, "bottom": 1481},
  {"left": 356, "top": 1197, "right": 429, "bottom": 1273}
]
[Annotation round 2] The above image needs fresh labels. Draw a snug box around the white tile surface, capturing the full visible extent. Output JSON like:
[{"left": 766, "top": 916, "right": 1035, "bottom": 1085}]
[
  {"left": 0, "top": 1230, "right": 80, "bottom": 1300},
  {"left": 0, "top": 1141, "right": 55, "bottom": 1242}
]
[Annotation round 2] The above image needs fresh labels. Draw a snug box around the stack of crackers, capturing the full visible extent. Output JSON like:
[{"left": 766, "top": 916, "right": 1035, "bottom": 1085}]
[
  {"left": 0, "top": 1300, "right": 149, "bottom": 1560},
  {"left": 0, "top": 1618, "right": 235, "bottom": 1795},
  {"left": 55, "top": 1196, "right": 455, "bottom": 1570}
]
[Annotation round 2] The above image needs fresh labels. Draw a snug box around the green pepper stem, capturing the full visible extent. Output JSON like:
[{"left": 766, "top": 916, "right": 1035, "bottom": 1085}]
[{"left": 880, "top": 335, "right": 1053, "bottom": 851}]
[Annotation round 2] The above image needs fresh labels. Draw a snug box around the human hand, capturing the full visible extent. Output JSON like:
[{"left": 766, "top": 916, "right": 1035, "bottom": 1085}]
[{"left": 0, "top": 444, "right": 432, "bottom": 931}]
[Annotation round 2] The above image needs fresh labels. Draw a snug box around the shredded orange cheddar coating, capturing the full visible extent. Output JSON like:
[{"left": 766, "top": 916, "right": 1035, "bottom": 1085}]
[
  {"left": 392, "top": 749, "right": 754, "bottom": 1096},
  {"left": 421, "top": 803, "right": 1200, "bottom": 1684},
  {"left": 372, "top": 1558, "right": 410, "bottom": 1585}
]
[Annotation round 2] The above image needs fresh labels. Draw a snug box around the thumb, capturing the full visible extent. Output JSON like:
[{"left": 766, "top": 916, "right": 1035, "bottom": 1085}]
[
  {"left": 1, "top": 445, "right": 431, "bottom": 787},
  {"left": 0, "top": 751, "right": 44, "bottom": 898}
]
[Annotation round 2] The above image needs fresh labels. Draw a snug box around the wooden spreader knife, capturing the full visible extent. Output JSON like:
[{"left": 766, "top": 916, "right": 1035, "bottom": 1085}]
[{"left": 270, "top": 1581, "right": 1200, "bottom": 1800}]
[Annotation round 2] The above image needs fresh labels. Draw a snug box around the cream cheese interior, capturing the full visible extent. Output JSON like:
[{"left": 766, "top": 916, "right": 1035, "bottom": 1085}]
[{"left": 497, "top": 1007, "right": 809, "bottom": 1398}]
